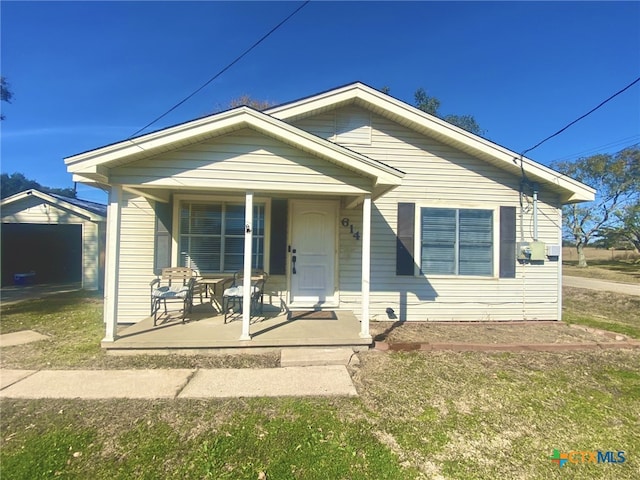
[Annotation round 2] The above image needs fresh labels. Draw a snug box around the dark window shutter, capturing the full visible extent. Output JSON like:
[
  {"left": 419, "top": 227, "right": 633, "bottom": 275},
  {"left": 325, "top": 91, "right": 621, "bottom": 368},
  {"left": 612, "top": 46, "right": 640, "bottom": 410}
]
[
  {"left": 396, "top": 203, "right": 415, "bottom": 275},
  {"left": 269, "top": 199, "right": 288, "bottom": 275},
  {"left": 499, "top": 206, "right": 516, "bottom": 278},
  {"left": 154, "top": 199, "right": 173, "bottom": 275}
]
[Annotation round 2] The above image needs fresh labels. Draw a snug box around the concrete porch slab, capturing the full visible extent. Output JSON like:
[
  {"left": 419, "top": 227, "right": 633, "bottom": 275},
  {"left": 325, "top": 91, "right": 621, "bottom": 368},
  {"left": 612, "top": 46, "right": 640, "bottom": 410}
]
[
  {"left": 107, "top": 306, "right": 371, "bottom": 351},
  {"left": 179, "top": 365, "right": 358, "bottom": 398}
]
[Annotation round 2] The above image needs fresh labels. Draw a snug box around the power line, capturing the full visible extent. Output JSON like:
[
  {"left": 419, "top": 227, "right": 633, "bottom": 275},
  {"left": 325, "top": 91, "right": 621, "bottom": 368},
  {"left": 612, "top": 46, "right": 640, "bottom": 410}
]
[
  {"left": 128, "top": 1, "right": 310, "bottom": 139},
  {"left": 521, "top": 75, "right": 640, "bottom": 157},
  {"left": 549, "top": 135, "right": 640, "bottom": 163}
]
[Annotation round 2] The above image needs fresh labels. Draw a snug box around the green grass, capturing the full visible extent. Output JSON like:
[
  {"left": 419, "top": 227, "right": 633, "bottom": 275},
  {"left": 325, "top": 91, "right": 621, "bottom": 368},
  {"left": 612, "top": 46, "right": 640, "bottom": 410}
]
[
  {"left": 563, "top": 259, "right": 640, "bottom": 284},
  {"left": 562, "top": 287, "right": 640, "bottom": 339},
  {"left": 352, "top": 350, "right": 640, "bottom": 479},
  {"left": 0, "top": 427, "right": 97, "bottom": 479},
  {"left": 0, "top": 399, "right": 416, "bottom": 479}
]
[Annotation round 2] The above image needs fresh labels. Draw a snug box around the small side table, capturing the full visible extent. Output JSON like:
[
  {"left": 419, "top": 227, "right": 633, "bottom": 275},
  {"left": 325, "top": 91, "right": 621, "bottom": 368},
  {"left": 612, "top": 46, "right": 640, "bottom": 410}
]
[{"left": 197, "top": 277, "right": 230, "bottom": 311}]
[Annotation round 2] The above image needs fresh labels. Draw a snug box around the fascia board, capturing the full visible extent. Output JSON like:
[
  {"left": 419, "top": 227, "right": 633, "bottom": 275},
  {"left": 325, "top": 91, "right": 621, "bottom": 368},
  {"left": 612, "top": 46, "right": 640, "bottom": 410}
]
[
  {"left": 266, "top": 84, "right": 361, "bottom": 120},
  {"left": 65, "top": 108, "right": 250, "bottom": 172},
  {"left": 67, "top": 106, "right": 404, "bottom": 188}
]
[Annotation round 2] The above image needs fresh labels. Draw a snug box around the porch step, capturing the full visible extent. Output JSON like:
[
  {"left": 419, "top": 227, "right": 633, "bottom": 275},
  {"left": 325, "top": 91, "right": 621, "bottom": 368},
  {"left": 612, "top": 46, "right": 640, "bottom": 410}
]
[{"left": 280, "top": 347, "right": 362, "bottom": 367}]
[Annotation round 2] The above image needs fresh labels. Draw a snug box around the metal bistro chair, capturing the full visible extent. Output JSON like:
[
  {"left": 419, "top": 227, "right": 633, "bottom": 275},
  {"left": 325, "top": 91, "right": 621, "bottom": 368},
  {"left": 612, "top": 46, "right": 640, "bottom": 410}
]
[
  {"left": 222, "top": 269, "right": 268, "bottom": 323},
  {"left": 150, "top": 267, "right": 196, "bottom": 326}
]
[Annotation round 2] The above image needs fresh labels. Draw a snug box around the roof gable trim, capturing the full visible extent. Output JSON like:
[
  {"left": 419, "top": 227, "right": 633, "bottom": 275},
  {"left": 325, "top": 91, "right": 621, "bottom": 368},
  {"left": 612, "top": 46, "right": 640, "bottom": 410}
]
[
  {"left": 0, "top": 189, "right": 106, "bottom": 221},
  {"left": 267, "top": 82, "right": 595, "bottom": 203},
  {"left": 66, "top": 107, "right": 404, "bottom": 188}
]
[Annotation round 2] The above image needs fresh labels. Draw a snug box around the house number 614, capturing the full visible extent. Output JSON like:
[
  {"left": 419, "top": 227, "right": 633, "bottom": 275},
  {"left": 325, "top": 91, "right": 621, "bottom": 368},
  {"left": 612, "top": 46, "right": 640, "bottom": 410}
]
[{"left": 341, "top": 218, "right": 360, "bottom": 241}]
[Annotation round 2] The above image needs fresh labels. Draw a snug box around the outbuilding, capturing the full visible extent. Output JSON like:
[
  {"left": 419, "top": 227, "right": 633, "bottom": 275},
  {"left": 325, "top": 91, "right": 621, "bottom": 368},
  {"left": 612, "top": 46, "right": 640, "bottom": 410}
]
[{"left": 1, "top": 189, "right": 106, "bottom": 290}]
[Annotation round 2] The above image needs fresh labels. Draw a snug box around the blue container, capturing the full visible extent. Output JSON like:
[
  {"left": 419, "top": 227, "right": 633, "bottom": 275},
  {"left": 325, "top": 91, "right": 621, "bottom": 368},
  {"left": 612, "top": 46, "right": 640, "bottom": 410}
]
[{"left": 14, "top": 272, "right": 36, "bottom": 285}]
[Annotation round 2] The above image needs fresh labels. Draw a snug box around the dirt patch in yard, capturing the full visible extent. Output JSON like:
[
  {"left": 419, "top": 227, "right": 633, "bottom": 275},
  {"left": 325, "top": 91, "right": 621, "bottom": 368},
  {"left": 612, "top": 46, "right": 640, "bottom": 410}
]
[{"left": 370, "top": 320, "right": 631, "bottom": 346}]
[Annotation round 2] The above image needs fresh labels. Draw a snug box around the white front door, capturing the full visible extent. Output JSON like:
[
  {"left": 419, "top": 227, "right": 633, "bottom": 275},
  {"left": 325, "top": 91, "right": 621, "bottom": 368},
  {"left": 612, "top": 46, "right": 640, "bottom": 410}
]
[{"left": 290, "top": 200, "right": 337, "bottom": 307}]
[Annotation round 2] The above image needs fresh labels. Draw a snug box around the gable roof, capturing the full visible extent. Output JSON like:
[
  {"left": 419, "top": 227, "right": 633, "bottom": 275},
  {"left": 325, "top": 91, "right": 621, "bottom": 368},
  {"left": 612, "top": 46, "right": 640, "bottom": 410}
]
[
  {"left": 65, "top": 106, "right": 405, "bottom": 195},
  {"left": 65, "top": 82, "right": 594, "bottom": 204},
  {"left": 1, "top": 189, "right": 107, "bottom": 221},
  {"left": 266, "top": 82, "right": 596, "bottom": 204}
]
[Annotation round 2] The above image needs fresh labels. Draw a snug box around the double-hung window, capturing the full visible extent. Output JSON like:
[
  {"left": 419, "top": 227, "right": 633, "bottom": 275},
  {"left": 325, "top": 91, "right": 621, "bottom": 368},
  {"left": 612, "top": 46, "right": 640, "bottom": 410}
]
[
  {"left": 421, "top": 208, "right": 493, "bottom": 276},
  {"left": 179, "top": 202, "right": 264, "bottom": 273}
]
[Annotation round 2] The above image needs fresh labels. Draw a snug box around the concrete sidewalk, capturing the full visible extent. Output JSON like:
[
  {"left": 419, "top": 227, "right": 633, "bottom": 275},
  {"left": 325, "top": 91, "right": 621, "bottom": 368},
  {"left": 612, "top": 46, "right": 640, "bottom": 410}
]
[
  {"left": 0, "top": 365, "right": 358, "bottom": 399},
  {"left": 564, "top": 275, "right": 639, "bottom": 296}
]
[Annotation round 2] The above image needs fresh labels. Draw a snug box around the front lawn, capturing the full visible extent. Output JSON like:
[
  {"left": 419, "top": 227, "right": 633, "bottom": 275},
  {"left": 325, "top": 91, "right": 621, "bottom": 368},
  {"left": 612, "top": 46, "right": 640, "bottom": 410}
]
[
  {"left": 2, "top": 349, "right": 639, "bottom": 479},
  {"left": 1, "top": 289, "right": 639, "bottom": 478},
  {"left": 563, "top": 287, "right": 640, "bottom": 339}
]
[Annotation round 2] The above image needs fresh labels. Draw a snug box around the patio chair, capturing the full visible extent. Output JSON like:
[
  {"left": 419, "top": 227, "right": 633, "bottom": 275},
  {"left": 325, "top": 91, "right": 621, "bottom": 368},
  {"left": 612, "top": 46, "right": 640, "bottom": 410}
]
[
  {"left": 222, "top": 269, "right": 268, "bottom": 323},
  {"left": 150, "top": 267, "right": 197, "bottom": 325}
]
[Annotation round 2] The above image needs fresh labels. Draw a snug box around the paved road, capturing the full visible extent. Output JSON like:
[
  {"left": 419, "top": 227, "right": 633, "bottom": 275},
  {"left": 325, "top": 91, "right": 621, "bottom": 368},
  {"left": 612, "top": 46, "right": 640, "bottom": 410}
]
[{"left": 563, "top": 275, "right": 639, "bottom": 296}]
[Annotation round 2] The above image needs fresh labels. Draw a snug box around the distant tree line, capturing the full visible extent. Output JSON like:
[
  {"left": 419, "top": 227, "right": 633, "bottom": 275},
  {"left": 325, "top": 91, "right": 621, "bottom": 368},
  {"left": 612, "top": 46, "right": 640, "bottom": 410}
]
[{"left": 1, "top": 173, "right": 77, "bottom": 199}]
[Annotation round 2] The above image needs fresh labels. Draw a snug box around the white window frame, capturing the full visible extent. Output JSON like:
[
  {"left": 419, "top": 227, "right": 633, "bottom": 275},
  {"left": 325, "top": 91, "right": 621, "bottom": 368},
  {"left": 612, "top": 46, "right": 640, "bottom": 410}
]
[
  {"left": 414, "top": 203, "right": 499, "bottom": 278},
  {"left": 172, "top": 194, "right": 271, "bottom": 274}
]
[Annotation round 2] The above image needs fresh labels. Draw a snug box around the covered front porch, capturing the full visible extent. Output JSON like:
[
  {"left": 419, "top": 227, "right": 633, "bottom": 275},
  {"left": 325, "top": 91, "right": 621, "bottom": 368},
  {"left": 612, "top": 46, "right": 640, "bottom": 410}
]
[
  {"left": 65, "top": 104, "right": 405, "bottom": 348},
  {"left": 104, "top": 302, "right": 371, "bottom": 352}
]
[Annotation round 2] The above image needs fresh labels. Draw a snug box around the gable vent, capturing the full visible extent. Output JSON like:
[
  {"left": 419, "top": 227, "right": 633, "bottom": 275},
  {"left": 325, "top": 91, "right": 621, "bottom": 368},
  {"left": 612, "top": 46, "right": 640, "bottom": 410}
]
[{"left": 334, "top": 109, "right": 371, "bottom": 145}]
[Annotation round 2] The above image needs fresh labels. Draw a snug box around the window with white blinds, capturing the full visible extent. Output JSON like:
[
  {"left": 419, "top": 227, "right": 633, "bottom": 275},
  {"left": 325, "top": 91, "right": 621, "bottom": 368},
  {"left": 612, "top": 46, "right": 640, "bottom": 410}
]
[
  {"left": 179, "top": 203, "right": 264, "bottom": 273},
  {"left": 421, "top": 208, "right": 493, "bottom": 276}
]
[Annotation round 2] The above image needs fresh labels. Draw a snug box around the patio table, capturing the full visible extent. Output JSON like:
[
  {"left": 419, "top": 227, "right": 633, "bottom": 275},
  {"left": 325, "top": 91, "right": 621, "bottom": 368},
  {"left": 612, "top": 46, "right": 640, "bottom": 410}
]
[{"left": 197, "top": 276, "right": 231, "bottom": 310}]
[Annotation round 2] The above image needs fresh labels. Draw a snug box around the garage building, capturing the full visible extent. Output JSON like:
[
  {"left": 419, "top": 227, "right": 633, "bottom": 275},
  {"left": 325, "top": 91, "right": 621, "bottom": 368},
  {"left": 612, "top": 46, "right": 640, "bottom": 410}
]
[{"left": 1, "top": 189, "right": 106, "bottom": 289}]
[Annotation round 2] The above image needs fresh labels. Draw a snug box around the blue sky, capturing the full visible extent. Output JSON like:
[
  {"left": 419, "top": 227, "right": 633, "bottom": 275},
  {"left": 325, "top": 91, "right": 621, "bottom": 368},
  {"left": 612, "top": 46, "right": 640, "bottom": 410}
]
[{"left": 2, "top": 1, "right": 639, "bottom": 204}]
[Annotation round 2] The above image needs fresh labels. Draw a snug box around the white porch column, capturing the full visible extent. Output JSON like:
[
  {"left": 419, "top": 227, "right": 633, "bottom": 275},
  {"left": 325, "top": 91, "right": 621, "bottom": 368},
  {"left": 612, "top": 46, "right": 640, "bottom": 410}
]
[
  {"left": 103, "top": 185, "right": 122, "bottom": 342},
  {"left": 240, "top": 191, "right": 254, "bottom": 341},
  {"left": 360, "top": 194, "right": 372, "bottom": 338}
]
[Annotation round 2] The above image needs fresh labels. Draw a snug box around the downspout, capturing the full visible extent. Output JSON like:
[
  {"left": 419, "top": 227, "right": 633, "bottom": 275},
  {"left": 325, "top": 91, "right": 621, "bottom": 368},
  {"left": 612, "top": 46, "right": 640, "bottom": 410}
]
[{"left": 532, "top": 183, "right": 539, "bottom": 241}]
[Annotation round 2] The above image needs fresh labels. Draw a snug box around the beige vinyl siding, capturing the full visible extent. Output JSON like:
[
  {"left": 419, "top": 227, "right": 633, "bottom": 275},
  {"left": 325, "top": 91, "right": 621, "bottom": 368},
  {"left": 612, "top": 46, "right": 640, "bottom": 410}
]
[
  {"left": 296, "top": 107, "right": 563, "bottom": 321},
  {"left": 110, "top": 129, "right": 372, "bottom": 195},
  {"left": 82, "top": 221, "right": 99, "bottom": 290},
  {"left": 115, "top": 192, "right": 156, "bottom": 323},
  {"left": 1, "top": 195, "right": 104, "bottom": 291},
  {"left": 2, "top": 196, "right": 74, "bottom": 223}
]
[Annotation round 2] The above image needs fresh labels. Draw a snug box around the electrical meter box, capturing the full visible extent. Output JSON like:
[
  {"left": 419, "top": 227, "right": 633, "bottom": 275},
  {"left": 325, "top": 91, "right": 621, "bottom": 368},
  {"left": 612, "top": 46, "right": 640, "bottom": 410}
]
[
  {"left": 529, "top": 241, "right": 546, "bottom": 261},
  {"left": 517, "top": 242, "right": 530, "bottom": 260}
]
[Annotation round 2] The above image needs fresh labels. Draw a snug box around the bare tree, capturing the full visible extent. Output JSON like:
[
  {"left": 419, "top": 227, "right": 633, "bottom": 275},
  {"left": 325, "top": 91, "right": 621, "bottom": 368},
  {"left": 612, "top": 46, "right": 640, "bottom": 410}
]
[{"left": 554, "top": 145, "right": 639, "bottom": 266}]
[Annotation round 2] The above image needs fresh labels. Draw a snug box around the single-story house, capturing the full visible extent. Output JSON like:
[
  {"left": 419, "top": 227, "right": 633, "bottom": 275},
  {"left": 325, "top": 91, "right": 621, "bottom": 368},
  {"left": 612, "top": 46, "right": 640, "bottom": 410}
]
[
  {"left": 65, "top": 82, "right": 594, "bottom": 344},
  {"left": 1, "top": 189, "right": 106, "bottom": 290}
]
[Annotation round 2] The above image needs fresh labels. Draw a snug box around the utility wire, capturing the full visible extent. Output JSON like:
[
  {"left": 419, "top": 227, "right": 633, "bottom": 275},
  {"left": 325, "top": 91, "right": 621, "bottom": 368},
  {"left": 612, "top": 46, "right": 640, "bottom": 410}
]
[
  {"left": 548, "top": 135, "right": 640, "bottom": 163},
  {"left": 521, "top": 75, "right": 640, "bottom": 157},
  {"left": 128, "top": 1, "right": 310, "bottom": 139}
]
